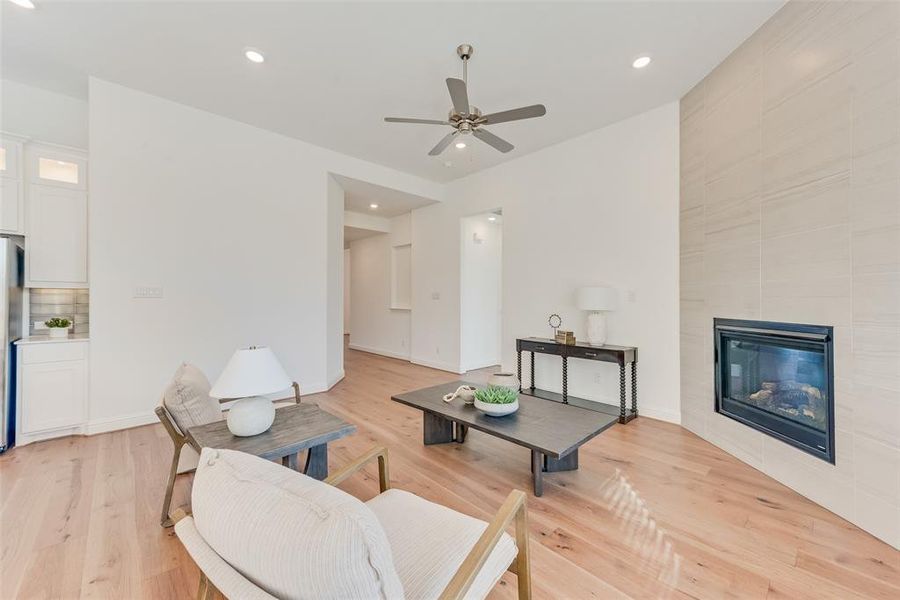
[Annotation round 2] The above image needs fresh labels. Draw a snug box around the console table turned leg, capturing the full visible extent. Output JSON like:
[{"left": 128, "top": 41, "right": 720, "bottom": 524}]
[
  {"left": 517, "top": 351, "right": 522, "bottom": 391},
  {"left": 562, "top": 357, "right": 568, "bottom": 403},
  {"left": 631, "top": 362, "right": 638, "bottom": 416},
  {"left": 530, "top": 352, "right": 535, "bottom": 390},
  {"left": 619, "top": 364, "right": 626, "bottom": 423}
]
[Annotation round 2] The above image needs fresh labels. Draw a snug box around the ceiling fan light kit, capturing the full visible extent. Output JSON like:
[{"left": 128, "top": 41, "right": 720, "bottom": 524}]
[{"left": 384, "top": 44, "right": 547, "bottom": 156}]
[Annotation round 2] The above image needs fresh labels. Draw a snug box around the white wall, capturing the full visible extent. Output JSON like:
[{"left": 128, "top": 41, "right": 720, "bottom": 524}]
[
  {"left": 325, "top": 175, "right": 344, "bottom": 386},
  {"left": 348, "top": 213, "right": 412, "bottom": 360},
  {"left": 88, "top": 79, "right": 442, "bottom": 429},
  {"left": 1, "top": 79, "right": 88, "bottom": 148},
  {"left": 460, "top": 214, "right": 502, "bottom": 371},
  {"left": 411, "top": 103, "right": 681, "bottom": 421},
  {"left": 343, "top": 249, "right": 351, "bottom": 334}
]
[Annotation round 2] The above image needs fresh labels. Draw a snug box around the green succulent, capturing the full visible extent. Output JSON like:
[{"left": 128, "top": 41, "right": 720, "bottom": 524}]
[
  {"left": 45, "top": 317, "right": 71, "bottom": 329},
  {"left": 474, "top": 386, "right": 518, "bottom": 405}
]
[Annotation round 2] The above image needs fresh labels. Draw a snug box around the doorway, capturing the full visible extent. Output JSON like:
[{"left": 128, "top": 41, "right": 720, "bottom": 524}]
[{"left": 460, "top": 210, "right": 502, "bottom": 371}]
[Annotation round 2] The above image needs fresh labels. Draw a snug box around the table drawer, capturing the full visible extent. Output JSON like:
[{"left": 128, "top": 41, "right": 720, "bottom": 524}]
[
  {"left": 566, "top": 346, "right": 610, "bottom": 361},
  {"left": 519, "top": 340, "right": 561, "bottom": 355}
]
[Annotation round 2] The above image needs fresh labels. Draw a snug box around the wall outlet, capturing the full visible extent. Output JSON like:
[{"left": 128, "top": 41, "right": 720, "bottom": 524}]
[
  {"left": 593, "top": 372, "right": 604, "bottom": 385},
  {"left": 134, "top": 286, "right": 164, "bottom": 299},
  {"left": 627, "top": 289, "right": 637, "bottom": 302},
  {"left": 431, "top": 291, "right": 440, "bottom": 300}
]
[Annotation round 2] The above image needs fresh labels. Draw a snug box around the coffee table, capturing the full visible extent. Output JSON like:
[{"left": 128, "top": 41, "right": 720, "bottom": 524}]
[
  {"left": 392, "top": 381, "right": 619, "bottom": 496},
  {"left": 187, "top": 403, "right": 356, "bottom": 480}
]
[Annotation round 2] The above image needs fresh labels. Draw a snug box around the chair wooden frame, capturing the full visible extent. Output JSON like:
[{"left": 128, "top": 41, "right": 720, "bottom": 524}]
[
  {"left": 175, "top": 445, "right": 532, "bottom": 600},
  {"left": 157, "top": 382, "right": 301, "bottom": 527}
]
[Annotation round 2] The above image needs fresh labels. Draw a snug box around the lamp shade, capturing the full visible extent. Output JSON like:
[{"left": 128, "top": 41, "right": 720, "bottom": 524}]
[
  {"left": 210, "top": 346, "right": 292, "bottom": 399},
  {"left": 576, "top": 286, "right": 619, "bottom": 311}
]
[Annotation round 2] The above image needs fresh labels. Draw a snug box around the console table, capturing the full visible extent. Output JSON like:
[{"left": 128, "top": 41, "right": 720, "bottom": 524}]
[{"left": 516, "top": 337, "right": 638, "bottom": 423}]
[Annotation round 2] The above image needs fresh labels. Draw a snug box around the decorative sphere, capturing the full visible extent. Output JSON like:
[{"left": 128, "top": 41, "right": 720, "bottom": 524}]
[{"left": 226, "top": 396, "right": 276, "bottom": 437}]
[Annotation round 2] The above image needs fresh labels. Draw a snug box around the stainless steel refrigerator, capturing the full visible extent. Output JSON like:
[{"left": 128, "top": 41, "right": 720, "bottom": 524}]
[{"left": 0, "top": 237, "right": 23, "bottom": 452}]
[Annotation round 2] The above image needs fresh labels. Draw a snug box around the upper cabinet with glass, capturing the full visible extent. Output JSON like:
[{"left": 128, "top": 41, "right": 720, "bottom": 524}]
[{"left": 27, "top": 144, "right": 87, "bottom": 191}]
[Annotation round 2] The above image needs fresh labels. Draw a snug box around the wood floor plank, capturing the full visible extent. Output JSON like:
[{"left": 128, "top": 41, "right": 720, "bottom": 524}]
[{"left": 0, "top": 341, "right": 896, "bottom": 599}]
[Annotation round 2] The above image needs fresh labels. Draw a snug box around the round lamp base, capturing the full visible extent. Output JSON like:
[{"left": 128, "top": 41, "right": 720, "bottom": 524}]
[{"left": 226, "top": 396, "right": 276, "bottom": 437}]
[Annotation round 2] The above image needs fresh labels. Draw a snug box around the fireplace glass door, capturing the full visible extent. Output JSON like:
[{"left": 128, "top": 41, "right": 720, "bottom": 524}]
[{"left": 715, "top": 319, "right": 834, "bottom": 463}]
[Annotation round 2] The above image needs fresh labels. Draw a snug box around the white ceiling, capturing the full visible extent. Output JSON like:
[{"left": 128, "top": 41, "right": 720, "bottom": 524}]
[
  {"left": 2, "top": 1, "right": 783, "bottom": 182},
  {"left": 336, "top": 174, "right": 438, "bottom": 218},
  {"left": 344, "top": 225, "right": 382, "bottom": 247}
]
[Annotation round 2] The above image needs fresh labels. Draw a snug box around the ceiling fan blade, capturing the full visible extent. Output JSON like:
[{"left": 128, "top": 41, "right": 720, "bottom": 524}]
[
  {"left": 481, "top": 104, "right": 547, "bottom": 125},
  {"left": 473, "top": 128, "right": 514, "bottom": 153},
  {"left": 446, "top": 78, "right": 470, "bottom": 115},
  {"left": 385, "top": 117, "right": 450, "bottom": 125},
  {"left": 428, "top": 131, "right": 459, "bottom": 156}
]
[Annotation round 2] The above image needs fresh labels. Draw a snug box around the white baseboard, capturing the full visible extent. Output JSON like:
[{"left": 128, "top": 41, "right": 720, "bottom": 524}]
[
  {"left": 86, "top": 411, "right": 158, "bottom": 435},
  {"left": 326, "top": 369, "right": 345, "bottom": 390},
  {"left": 348, "top": 343, "right": 411, "bottom": 362},
  {"left": 410, "top": 356, "right": 465, "bottom": 375},
  {"left": 637, "top": 406, "right": 682, "bottom": 424}
]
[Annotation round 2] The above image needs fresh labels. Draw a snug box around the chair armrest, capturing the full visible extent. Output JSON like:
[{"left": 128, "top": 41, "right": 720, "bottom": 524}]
[
  {"left": 324, "top": 446, "right": 391, "bottom": 493},
  {"left": 439, "top": 490, "right": 532, "bottom": 600}
]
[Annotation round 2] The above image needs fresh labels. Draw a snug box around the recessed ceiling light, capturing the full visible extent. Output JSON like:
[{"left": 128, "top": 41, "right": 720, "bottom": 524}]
[
  {"left": 455, "top": 141, "right": 467, "bottom": 149},
  {"left": 632, "top": 56, "right": 651, "bottom": 69},
  {"left": 488, "top": 216, "right": 496, "bottom": 222},
  {"left": 244, "top": 48, "right": 265, "bottom": 63},
  {"left": 369, "top": 203, "right": 378, "bottom": 209},
  {"left": 443, "top": 161, "right": 453, "bottom": 167},
  {"left": 8, "top": 0, "right": 36, "bottom": 8}
]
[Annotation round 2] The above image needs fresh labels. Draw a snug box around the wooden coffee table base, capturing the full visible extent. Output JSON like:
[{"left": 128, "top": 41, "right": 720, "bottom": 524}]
[{"left": 423, "top": 410, "right": 580, "bottom": 497}]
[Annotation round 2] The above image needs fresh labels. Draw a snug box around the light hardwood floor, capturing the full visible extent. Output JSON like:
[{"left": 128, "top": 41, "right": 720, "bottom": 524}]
[{"left": 1, "top": 345, "right": 898, "bottom": 599}]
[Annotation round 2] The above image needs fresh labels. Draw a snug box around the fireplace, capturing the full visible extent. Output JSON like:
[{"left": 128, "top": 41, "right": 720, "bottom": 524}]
[{"left": 714, "top": 318, "right": 835, "bottom": 463}]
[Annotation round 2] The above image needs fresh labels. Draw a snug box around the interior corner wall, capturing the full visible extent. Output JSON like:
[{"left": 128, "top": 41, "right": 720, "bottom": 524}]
[
  {"left": 411, "top": 102, "right": 681, "bottom": 419},
  {"left": 326, "top": 175, "right": 345, "bottom": 387},
  {"left": 88, "top": 78, "right": 441, "bottom": 428},
  {"left": 678, "top": 0, "right": 899, "bottom": 548}
]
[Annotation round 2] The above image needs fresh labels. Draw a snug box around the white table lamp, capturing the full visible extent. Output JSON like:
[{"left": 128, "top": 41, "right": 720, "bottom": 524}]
[
  {"left": 576, "top": 286, "right": 619, "bottom": 346},
  {"left": 211, "top": 346, "right": 292, "bottom": 437}
]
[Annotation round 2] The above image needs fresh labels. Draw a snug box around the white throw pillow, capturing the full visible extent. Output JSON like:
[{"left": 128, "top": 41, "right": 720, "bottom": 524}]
[
  {"left": 192, "top": 448, "right": 405, "bottom": 600},
  {"left": 162, "top": 363, "right": 222, "bottom": 434}
]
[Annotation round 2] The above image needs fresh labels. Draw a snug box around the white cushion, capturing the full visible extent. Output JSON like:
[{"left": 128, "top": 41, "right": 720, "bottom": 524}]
[
  {"left": 366, "top": 489, "right": 517, "bottom": 600},
  {"left": 191, "top": 448, "right": 405, "bottom": 600},
  {"left": 162, "top": 363, "right": 222, "bottom": 433}
]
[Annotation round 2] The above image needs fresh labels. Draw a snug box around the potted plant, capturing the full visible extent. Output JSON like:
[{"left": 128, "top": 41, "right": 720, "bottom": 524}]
[
  {"left": 45, "top": 317, "right": 71, "bottom": 339},
  {"left": 473, "top": 386, "right": 519, "bottom": 417}
]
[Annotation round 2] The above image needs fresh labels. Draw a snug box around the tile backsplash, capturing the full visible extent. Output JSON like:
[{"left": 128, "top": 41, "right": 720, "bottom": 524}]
[{"left": 29, "top": 288, "right": 89, "bottom": 336}]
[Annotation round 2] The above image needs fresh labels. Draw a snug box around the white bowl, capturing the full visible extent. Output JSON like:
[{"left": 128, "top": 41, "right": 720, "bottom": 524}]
[{"left": 474, "top": 398, "right": 519, "bottom": 417}]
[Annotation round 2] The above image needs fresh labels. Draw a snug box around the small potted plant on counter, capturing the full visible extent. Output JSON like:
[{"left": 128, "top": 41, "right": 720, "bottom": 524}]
[
  {"left": 45, "top": 317, "right": 71, "bottom": 339},
  {"left": 473, "top": 385, "right": 519, "bottom": 417}
]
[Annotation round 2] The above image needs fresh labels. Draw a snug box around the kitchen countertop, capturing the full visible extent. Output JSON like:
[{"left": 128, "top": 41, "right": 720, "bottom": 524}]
[{"left": 15, "top": 334, "right": 90, "bottom": 345}]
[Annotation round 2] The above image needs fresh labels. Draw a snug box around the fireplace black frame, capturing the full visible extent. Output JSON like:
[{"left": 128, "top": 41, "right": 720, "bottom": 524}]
[{"left": 714, "top": 318, "right": 835, "bottom": 464}]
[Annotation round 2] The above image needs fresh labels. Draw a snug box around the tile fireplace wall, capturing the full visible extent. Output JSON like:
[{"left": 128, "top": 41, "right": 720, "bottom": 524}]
[{"left": 679, "top": 0, "right": 899, "bottom": 547}]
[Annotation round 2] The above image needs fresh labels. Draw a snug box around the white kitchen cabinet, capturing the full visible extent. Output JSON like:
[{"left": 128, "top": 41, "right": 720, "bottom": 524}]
[
  {"left": 0, "top": 177, "right": 24, "bottom": 235},
  {"left": 26, "top": 184, "right": 88, "bottom": 287},
  {"left": 17, "top": 339, "right": 88, "bottom": 437},
  {"left": 0, "top": 136, "right": 25, "bottom": 235}
]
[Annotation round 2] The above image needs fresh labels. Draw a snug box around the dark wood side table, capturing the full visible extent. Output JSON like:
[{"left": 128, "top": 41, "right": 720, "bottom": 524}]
[
  {"left": 516, "top": 337, "right": 638, "bottom": 423},
  {"left": 187, "top": 403, "right": 356, "bottom": 479}
]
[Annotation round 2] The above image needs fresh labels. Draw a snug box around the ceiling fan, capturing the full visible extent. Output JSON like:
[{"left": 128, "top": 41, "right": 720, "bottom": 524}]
[{"left": 384, "top": 44, "right": 547, "bottom": 156}]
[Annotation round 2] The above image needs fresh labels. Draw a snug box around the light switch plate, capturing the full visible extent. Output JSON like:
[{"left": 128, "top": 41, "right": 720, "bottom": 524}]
[{"left": 134, "top": 286, "right": 164, "bottom": 299}]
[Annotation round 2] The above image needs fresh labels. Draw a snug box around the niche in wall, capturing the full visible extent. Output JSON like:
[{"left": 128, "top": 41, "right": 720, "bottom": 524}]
[{"left": 391, "top": 243, "right": 411, "bottom": 310}]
